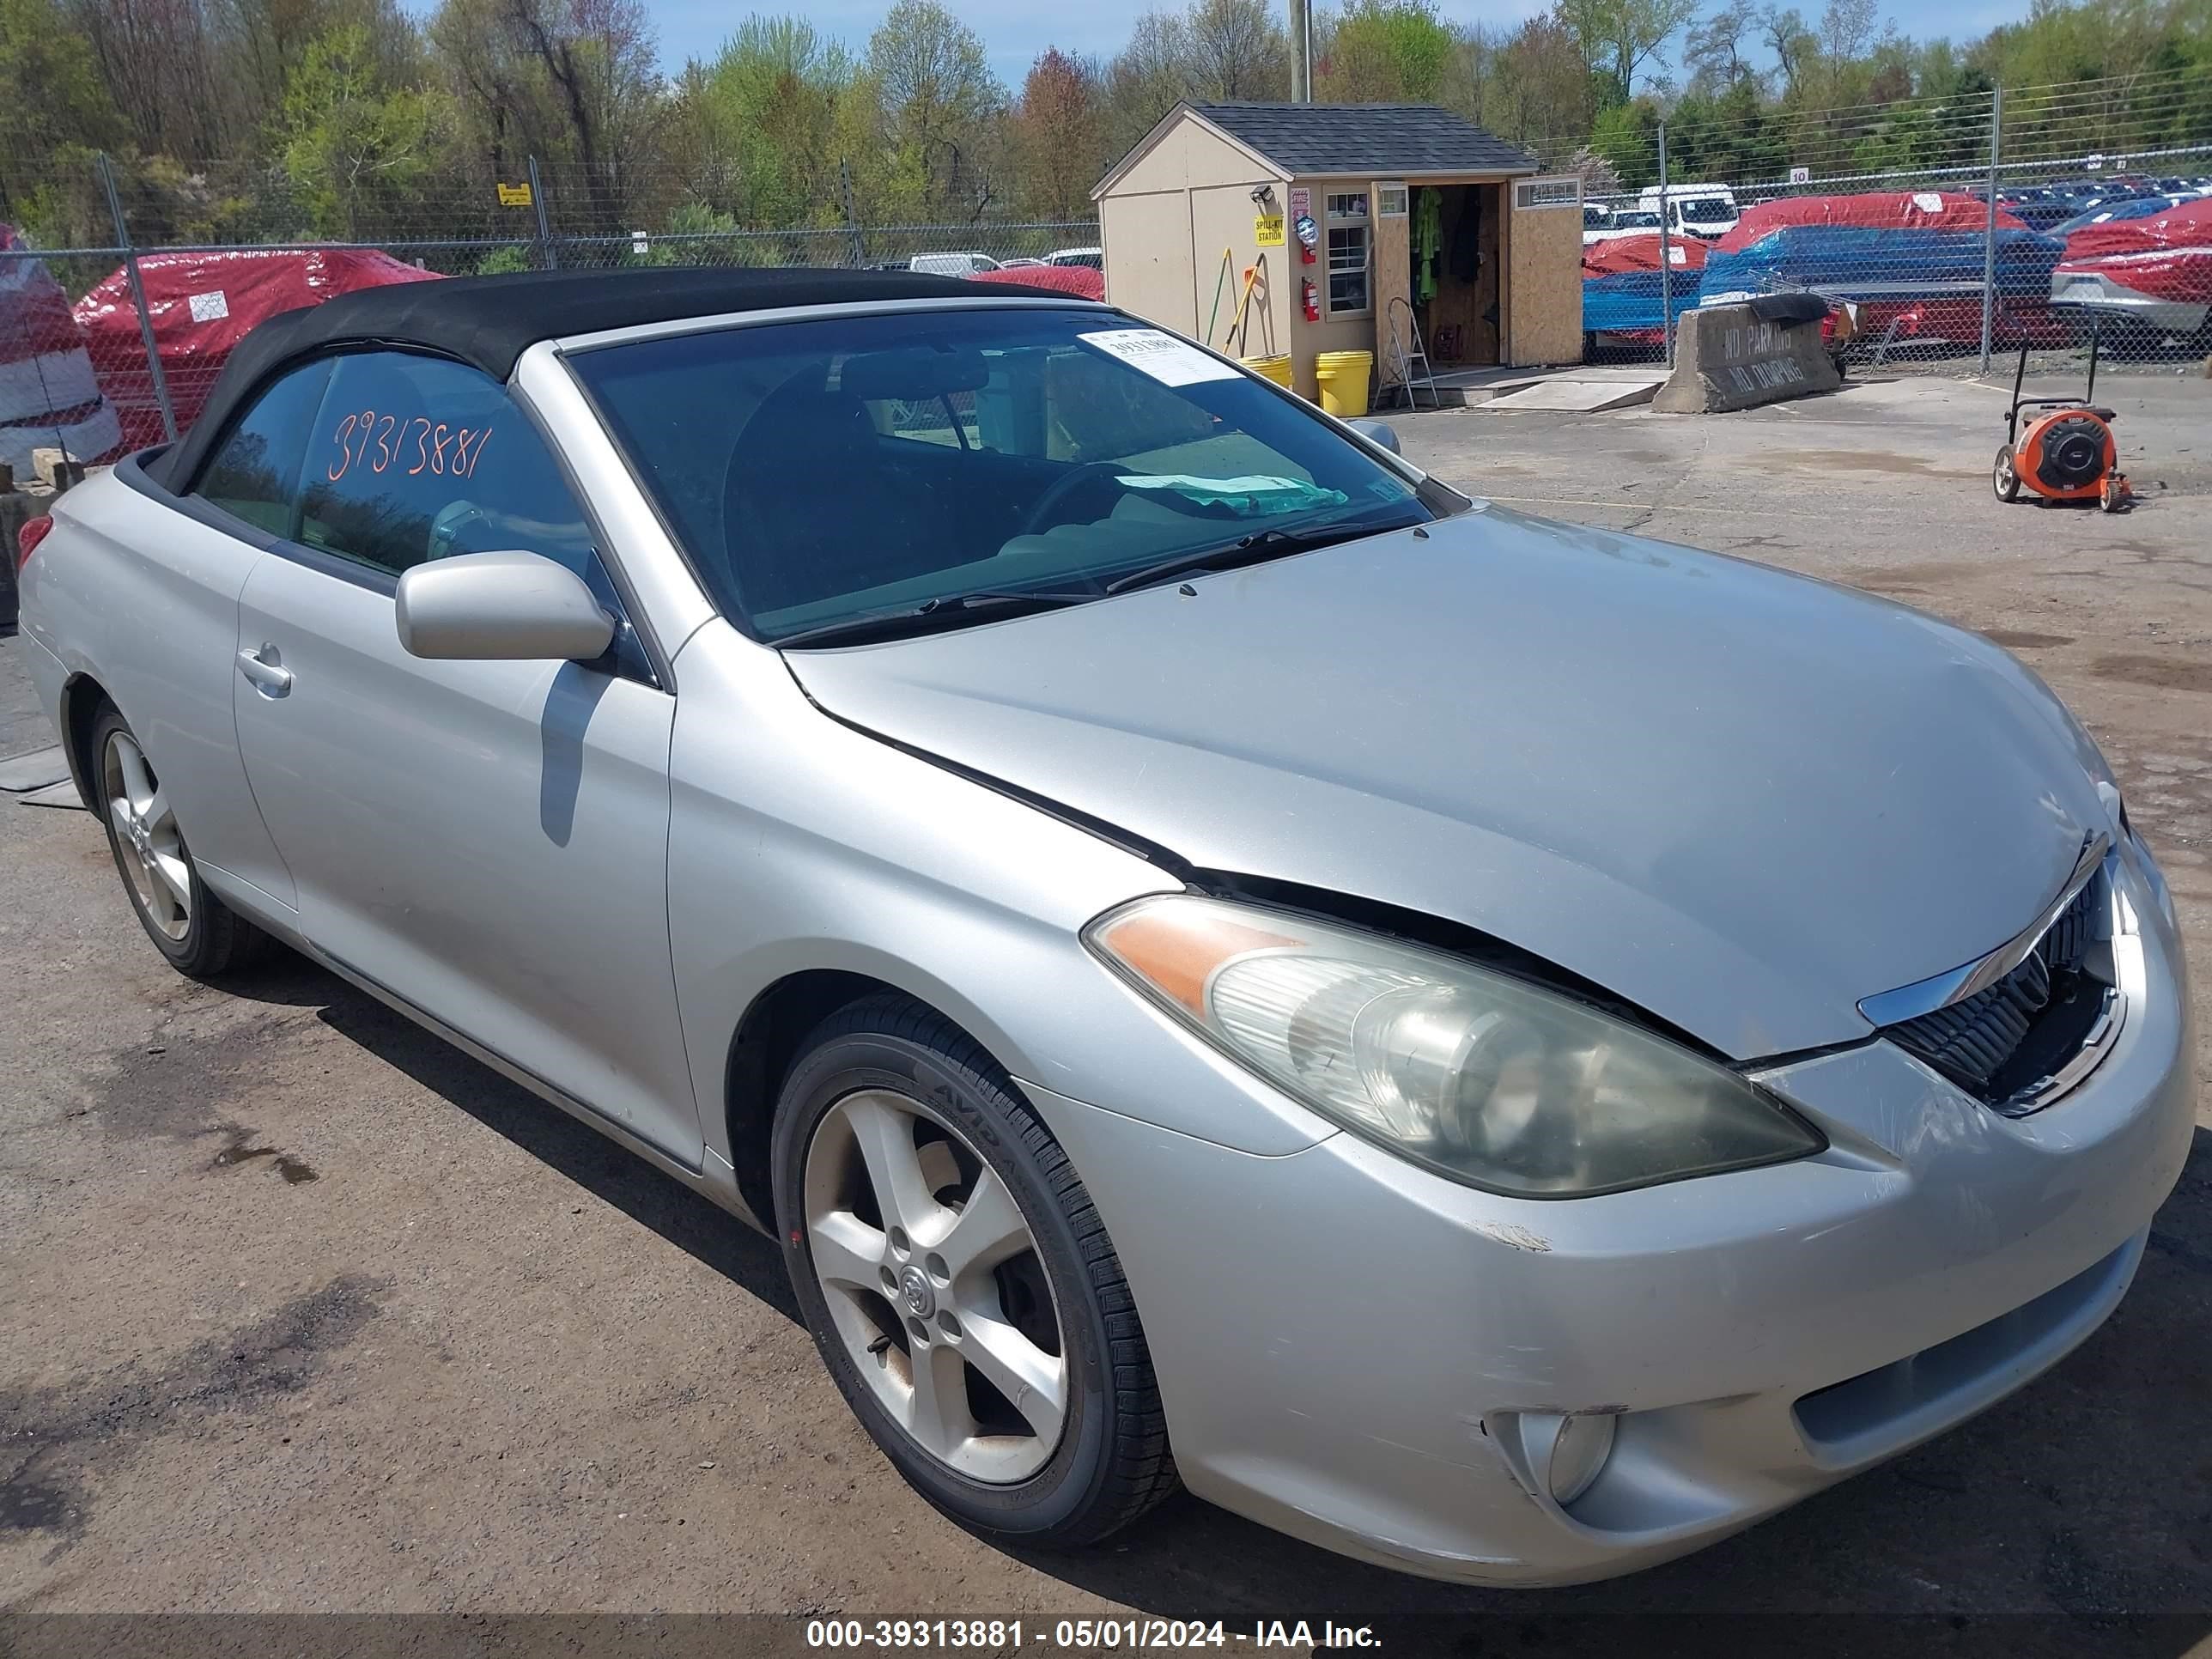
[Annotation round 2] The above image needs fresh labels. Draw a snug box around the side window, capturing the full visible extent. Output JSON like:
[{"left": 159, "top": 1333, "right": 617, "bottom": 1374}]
[
  {"left": 191, "top": 360, "right": 335, "bottom": 536},
  {"left": 1325, "top": 191, "right": 1372, "bottom": 316},
  {"left": 295, "top": 350, "right": 649, "bottom": 679},
  {"left": 298, "top": 352, "right": 599, "bottom": 584}
]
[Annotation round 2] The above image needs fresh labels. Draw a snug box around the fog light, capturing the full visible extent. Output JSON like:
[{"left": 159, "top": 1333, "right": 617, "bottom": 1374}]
[{"left": 1522, "top": 1411, "right": 1617, "bottom": 1506}]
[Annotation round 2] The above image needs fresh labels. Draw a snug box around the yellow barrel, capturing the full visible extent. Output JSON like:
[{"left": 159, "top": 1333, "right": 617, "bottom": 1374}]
[
  {"left": 1242, "top": 352, "right": 1292, "bottom": 387},
  {"left": 1314, "top": 349, "right": 1375, "bottom": 416}
]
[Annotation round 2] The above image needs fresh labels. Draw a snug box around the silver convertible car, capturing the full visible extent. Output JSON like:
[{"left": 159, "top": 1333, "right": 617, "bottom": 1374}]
[{"left": 16, "top": 269, "right": 2194, "bottom": 1585}]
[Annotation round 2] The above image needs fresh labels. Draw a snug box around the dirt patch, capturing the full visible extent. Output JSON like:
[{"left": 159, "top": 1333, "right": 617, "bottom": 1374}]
[
  {"left": 1982, "top": 629, "right": 2075, "bottom": 650},
  {"left": 87, "top": 1015, "right": 289, "bottom": 1144},
  {"left": 2090, "top": 653, "right": 2212, "bottom": 695},
  {"left": 0, "top": 1276, "right": 387, "bottom": 1557}
]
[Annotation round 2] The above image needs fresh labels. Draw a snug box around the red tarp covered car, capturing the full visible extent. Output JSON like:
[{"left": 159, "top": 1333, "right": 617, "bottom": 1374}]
[
  {"left": 2051, "top": 197, "right": 2212, "bottom": 341},
  {"left": 1581, "top": 234, "right": 1707, "bottom": 343},
  {"left": 75, "top": 246, "right": 440, "bottom": 453},
  {"left": 969, "top": 264, "right": 1105, "bottom": 301},
  {"left": 1, "top": 224, "right": 122, "bottom": 474}
]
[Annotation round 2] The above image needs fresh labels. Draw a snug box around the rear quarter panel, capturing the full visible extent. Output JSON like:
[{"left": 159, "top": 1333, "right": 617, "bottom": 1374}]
[{"left": 21, "top": 464, "right": 296, "bottom": 915}]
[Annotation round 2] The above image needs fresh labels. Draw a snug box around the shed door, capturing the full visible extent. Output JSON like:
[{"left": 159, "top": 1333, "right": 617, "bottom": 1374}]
[{"left": 1101, "top": 191, "right": 1197, "bottom": 338}]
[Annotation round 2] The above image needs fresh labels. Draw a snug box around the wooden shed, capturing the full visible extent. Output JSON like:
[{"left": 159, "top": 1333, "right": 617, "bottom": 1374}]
[{"left": 1093, "top": 101, "right": 1585, "bottom": 404}]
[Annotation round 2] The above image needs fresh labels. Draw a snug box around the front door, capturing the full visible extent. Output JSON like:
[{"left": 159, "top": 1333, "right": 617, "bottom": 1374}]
[{"left": 230, "top": 348, "right": 701, "bottom": 1163}]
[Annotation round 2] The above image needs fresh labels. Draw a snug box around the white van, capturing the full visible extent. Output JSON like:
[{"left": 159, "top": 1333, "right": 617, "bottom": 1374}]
[
  {"left": 906, "top": 252, "right": 1000, "bottom": 276},
  {"left": 1638, "top": 185, "right": 1740, "bottom": 240}
]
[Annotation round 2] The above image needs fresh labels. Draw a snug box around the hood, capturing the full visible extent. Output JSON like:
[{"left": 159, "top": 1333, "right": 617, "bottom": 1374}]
[{"left": 787, "top": 507, "right": 2112, "bottom": 1059}]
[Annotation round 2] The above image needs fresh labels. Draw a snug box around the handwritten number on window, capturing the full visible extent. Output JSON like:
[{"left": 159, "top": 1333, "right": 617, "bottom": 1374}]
[{"left": 328, "top": 410, "right": 495, "bottom": 483}]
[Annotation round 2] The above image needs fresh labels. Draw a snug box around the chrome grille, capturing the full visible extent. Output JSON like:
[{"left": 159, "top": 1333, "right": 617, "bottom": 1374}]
[{"left": 1878, "top": 860, "right": 2115, "bottom": 1112}]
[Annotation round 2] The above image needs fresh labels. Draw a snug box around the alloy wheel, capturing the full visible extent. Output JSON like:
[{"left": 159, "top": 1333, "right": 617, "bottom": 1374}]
[
  {"left": 802, "top": 1088, "right": 1067, "bottom": 1483},
  {"left": 103, "top": 731, "right": 191, "bottom": 941}
]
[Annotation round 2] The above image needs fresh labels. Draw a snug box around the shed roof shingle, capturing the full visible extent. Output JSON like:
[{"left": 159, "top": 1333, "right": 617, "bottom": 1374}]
[{"left": 1191, "top": 101, "right": 1535, "bottom": 178}]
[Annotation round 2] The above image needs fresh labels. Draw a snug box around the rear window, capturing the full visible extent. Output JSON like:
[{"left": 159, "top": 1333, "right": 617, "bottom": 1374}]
[
  {"left": 191, "top": 360, "right": 334, "bottom": 535},
  {"left": 568, "top": 307, "right": 1435, "bottom": 641}
]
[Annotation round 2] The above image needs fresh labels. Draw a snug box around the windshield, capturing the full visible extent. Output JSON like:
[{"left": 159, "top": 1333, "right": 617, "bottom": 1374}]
[
  {"left": 1615, "top": 211, "right": 1661, "bottom": 229},
  {"left": 569, "top": 307, "right": 1437, "bottom": 642},
  {"left": 1678, "top": 198, "right": 1733, "bottom": 225}
]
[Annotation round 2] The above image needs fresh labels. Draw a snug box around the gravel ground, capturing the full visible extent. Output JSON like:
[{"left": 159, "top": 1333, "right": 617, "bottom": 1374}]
[{"left": 2, "top": 370, "right": 2209, "bottom": 1646}]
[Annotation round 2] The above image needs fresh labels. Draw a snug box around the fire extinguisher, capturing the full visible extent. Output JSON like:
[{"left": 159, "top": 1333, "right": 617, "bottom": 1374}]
[{"left": 1301, "top": 278, "right": 1319, "bottom": 322}]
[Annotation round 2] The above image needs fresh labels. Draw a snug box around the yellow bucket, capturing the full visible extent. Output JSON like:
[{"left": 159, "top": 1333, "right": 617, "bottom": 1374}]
[
  {"left": 1314, "top": 349, "right": 1375, "bottom": 416},
  {"left": 1242, "top": 352, "right": 1292, "bottom": 387}
]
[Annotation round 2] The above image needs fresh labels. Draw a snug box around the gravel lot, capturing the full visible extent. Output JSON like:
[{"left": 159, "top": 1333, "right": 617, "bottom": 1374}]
[{"left": 3, "top": 369, "right": 2209, "bottom": 1646}]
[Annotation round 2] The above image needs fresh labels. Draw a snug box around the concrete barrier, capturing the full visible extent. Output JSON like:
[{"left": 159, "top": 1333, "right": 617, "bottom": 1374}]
[{"left": 1653, "top": 301, "right": 1840, "bottom": 414}]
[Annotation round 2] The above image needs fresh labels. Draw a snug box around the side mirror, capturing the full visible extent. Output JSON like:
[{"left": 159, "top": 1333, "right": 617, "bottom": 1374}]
[
  {"left": 394, "top": 550, "right": 615, "bottom": 662},
  {"left": 1346, "top": 417, "right": 1401, "bottom": 455}
]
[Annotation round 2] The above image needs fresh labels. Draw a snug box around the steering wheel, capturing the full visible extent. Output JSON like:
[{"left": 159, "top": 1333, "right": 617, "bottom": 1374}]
[{"left": 1018, "top": 462, "right": 1128, "bottom": 538}]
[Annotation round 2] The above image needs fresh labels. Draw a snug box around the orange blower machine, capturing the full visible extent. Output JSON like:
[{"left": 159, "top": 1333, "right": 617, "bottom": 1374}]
[{"left": 1993, "top": 322, "right": 2130, "bottom": 512}]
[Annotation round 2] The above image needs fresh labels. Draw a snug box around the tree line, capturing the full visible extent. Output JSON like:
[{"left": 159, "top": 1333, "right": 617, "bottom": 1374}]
[{"left": 2, "top": 0, "right": 2206, "bottom": 259}]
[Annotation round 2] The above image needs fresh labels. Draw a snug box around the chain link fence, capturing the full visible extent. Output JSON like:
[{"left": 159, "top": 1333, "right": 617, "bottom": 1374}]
[
  {"left": 1565, "top": 66, "right": 2212, "bottom": 372},
  {"left": 0, "top": 149, "right": 1096, "bottom": 471},
  {"left": 7, "top": 64, "right": 2208, "bottom": 478}
]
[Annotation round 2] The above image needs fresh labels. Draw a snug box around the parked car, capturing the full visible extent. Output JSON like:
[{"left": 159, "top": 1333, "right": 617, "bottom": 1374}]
[
  {"left": 1581, "top": 232, "right": 1707, "bottom": 350},
  {"left": 2051, "top": 195, "right": 2190, "bottom": 238},
  {"left": 1046, "top": 246, "right": 1103, "bottom": 270},
  {"left": 969, "top": 264, "right": 1105, "bottom": 301},
  {"left": 1638, "top": 184, "right": 1740, "bottom": 240},
  {"left": 1995, "top": 187, "right": 2080, "bottom": 231},
  {"left": 1583, "top": 208, "right": 1662, "bottom": 246},
  {"left": 906, "top": 252, "right": 1000, "bottom": 276},
  {"left": 18, "top": 268, "right": 2192, "bottom": 1588},
  {"left": 71, "top": 246, "right": 436, "bottom": 454},
  {"left": 2050, "top": 196, "right": 2212, "bottom": 346},
  {"left": 2052, "top": 190, "right": 2163, "bottom": 228},
  {"left": 0, "top": 223, "right": 120, "bottom": 475}
]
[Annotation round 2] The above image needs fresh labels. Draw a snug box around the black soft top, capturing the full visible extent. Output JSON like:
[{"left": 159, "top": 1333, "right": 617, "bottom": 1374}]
[{"left": 151, "top": 265, "right": 1020, "bottom": 490}]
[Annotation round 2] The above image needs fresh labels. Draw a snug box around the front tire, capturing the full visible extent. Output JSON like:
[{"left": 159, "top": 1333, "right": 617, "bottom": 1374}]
[
  {"left": 771, "top": 994, "right": 1176, "bottom": 1547},
  {"left": 91, "top": 704, "right": 268, "bottom": 978},
  {"left": 1993, "top": 443, "right": 2021, "bottom": 502}
]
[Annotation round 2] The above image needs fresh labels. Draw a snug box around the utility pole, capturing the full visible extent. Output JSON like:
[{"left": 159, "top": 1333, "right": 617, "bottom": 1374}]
[
  {"left": 1979, "top": 87, "right": 2002, "bottom": 376},
  {"left": 1656, "top": 123, "right": 1674, "bottom": 368},
  {"left": 1290, "top": 0, "right": 1312, "bottom": 101}
]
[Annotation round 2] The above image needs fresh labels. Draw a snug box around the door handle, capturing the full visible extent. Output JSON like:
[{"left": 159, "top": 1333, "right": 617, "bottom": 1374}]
[{"left": 237, "top": 645, "right": 294, "bottom": 697}]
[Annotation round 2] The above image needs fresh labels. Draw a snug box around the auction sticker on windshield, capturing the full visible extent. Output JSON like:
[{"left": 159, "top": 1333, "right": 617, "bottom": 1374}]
[{"left": 1079, "top": 327, "right": 1242, "bottom": 386}]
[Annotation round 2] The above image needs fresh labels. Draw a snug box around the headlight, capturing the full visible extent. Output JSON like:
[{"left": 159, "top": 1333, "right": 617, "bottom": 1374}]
[{"left": 1085, "top": 895, "right": 1823, "bottom": 1198}]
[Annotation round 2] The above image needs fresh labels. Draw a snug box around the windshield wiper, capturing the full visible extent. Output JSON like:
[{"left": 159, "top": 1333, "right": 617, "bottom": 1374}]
[
  {"left": 1102, "top": 512, "right": 1425, "bottom": 596},
  {"left": 770, "top": 587, "right": 1098, "bottom": 650}
]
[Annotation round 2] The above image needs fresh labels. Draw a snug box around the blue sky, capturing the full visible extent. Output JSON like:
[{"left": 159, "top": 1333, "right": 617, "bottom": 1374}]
[{"left": 643, "top": 0, "right": 2035, "bottom": 88}]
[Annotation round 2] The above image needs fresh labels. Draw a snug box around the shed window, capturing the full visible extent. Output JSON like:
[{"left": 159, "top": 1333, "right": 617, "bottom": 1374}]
[
  {"left": 1324, "top": 193, "right": 1371, "bottom": 315},
  {"left": 1514, "top": 178, "right": 1582, "bottom": 210}
]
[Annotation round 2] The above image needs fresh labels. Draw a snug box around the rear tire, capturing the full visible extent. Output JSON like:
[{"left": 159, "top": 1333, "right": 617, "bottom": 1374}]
[
  {"left": 771, "top": 994, "right": 1176, "bottom": 1547},
  {"left": 90, "top": 704, "right": 270, "bottom": 979},
  {"left": 1992, "top": 444, "right": 2021, "bottom": 502}
]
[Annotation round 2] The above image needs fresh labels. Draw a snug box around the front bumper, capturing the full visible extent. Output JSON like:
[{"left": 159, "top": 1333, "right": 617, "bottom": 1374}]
[{"left": 1030, "top": 848, "right": 2194, "bottom": 1585}]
